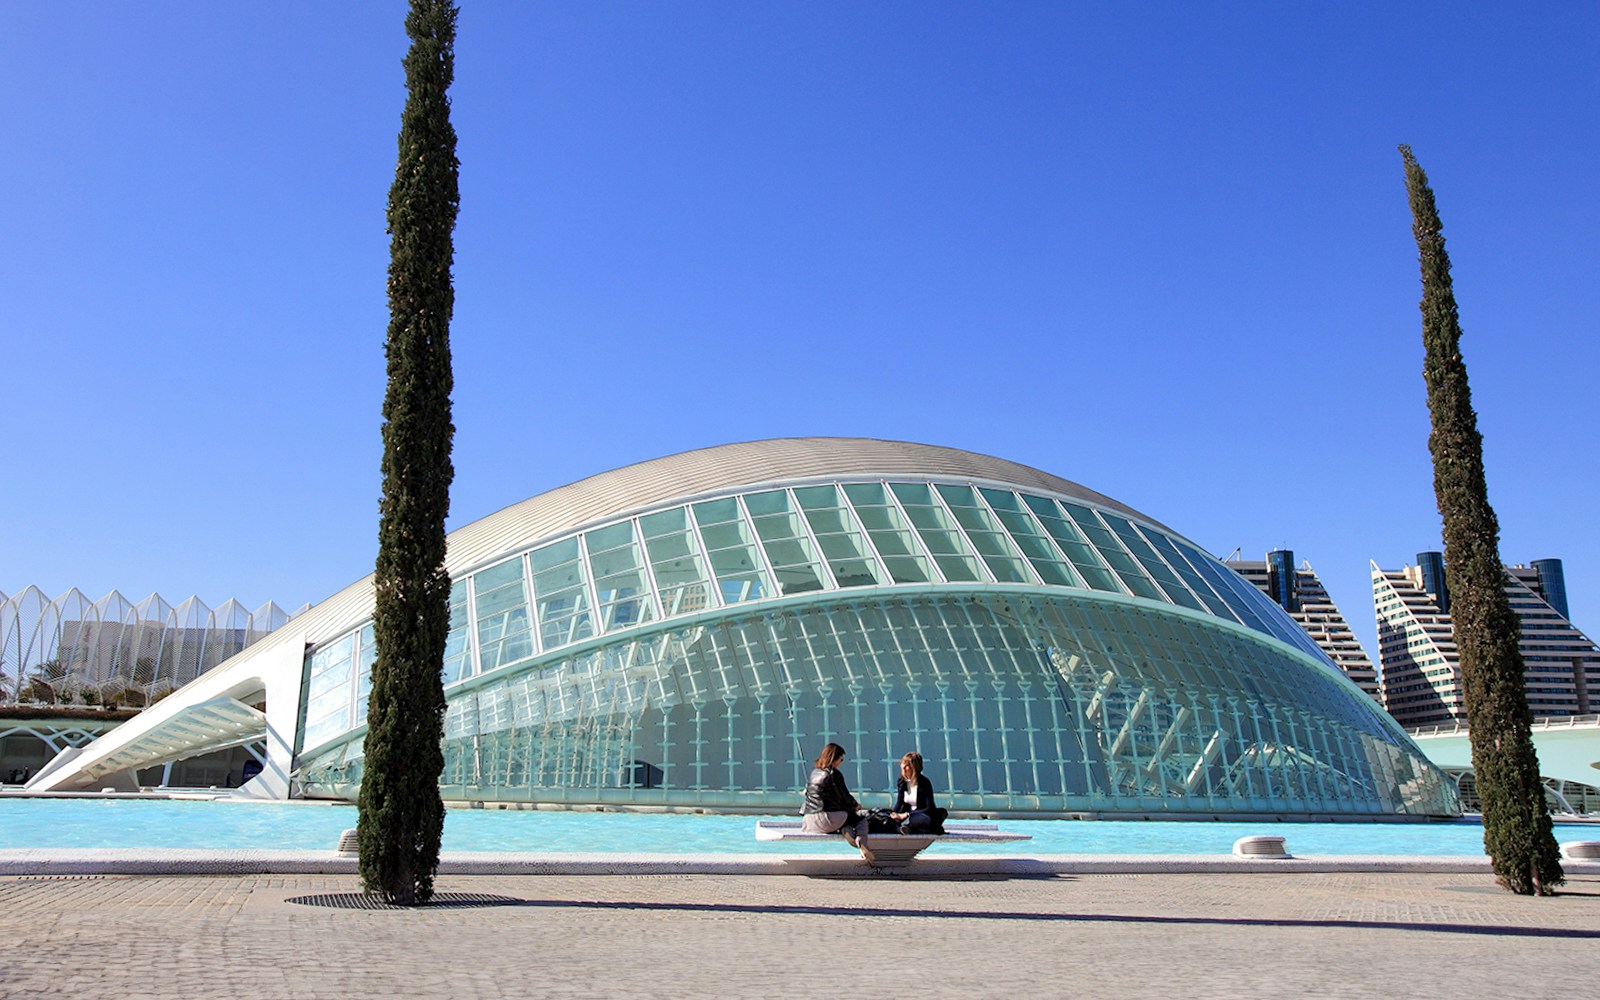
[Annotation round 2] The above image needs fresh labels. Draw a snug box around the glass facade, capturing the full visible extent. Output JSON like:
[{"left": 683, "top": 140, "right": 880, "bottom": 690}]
[{"left": 294, "top": 477, "right": 1458, "bottom": 817}]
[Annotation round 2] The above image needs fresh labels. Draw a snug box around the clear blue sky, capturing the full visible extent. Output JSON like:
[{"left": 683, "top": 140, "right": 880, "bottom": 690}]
[{"left": 3, "top": 3, "right": 1596, "bottom": 663}]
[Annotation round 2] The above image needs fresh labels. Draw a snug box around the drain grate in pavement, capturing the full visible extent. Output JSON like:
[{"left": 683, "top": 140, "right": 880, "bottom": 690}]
[
  {"left": 8, "top": 874, "right": 112, "bottom": 882},
  {"left": 287, "top": 892, "right": 524, "bottom": 910}
]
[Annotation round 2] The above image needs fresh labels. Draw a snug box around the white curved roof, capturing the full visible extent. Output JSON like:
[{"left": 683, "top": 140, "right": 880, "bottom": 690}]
[
  {"left": 234, "top": 438, "right": 1166, "bottom": 655},
  {"left": 445, "top": 437, "right": 1155, "bottom": 577}
]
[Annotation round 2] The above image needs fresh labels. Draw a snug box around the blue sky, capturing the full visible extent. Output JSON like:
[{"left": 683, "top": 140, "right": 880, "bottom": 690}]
[{"left": 3, "top": 3, "right": 1596, "bottom": 662}]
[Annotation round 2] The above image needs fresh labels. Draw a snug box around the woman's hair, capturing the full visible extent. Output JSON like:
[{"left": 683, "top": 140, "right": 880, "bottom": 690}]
[
  {"left": 815, "top": 742, "right": 846, "bottom": 770},
  {"left": 900, "top": 751, "right": 923, "bottom": 776}
]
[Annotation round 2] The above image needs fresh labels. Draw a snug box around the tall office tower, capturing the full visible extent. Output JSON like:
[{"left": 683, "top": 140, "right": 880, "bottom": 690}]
[
  {"left": 1227, "top": 550, "right": 1380, "bottom": 700},
  {"left": 1372, "top": 554, "right": 1600, "bottom": 728}
]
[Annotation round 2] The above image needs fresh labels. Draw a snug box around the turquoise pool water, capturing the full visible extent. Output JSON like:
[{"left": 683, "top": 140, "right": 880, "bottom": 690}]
[{"left": 3, "top": 798, "right": 1595, "bottom": 854}]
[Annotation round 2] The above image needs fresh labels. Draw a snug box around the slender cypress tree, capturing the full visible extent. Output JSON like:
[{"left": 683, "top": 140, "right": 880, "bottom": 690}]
[
  {"left": 358, "top": 0, "right": 460, "bottom": 907},
  {"left": 1399, "top": 145, "right": 1563, "bottom": 895}
]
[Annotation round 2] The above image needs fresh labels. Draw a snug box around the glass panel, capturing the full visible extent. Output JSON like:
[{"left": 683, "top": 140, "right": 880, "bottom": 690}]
[
  {"left": 642, "top": 506, "right": 713, "bottom": 615},
  {"left": 695, "top": 499, "right": 771, "bottom": 604},
  {"left": 742, "top": 490, "right": 790, "bottom": 516},
  {"left": 882, "top": 556, "right": 932, "bottom": 583},
  {"left": 589, "top": 540, "right": 641, "bottom": 580},
  {"left": 303, "top": 632, "right": 356, "bottom": 748},
  {"left": 1140, "top": 528, "right": 1235, "bottom": 619},
  {"left": 842, "top": 482, "right": 887, "bottom": 505},
  {"left": 981, "top": 488, "right": 1080, "bottom": 589},
  {"left": 585, "top": 521, "right": 633, "bottom": 553},
  {"left": 691, "top": 496, "right": 740, "bottom": 524},
  {"left": 889, "top": 482, "right": 934, "bottom": 506},
  {"left": 1174, "top": 540, "right": 1272, "bottom": 634},
  {"left": 442, "top": 580, "right": 472, "bottom": 684},
  {"left": 892, "top": 483, "right": 983, "bottom": 583},
  {"left": 354, "top": 624, "right": 377, "bottom": 724},
  {"left": 475, "top": 557, "right": 522, "bottom": 592},
  {"left": 940, "top": 487, "right": 1033, "bottom": 585},
  {"left": 798, "top": 487, "right": 882, "bottom": 589},
  {"left": 792, "top": 485, "right": 839, "bottom": 509},
  {"left": 1061, "top": 503, "right": 1164, "bottom": 601},
  {"left": 1021, "top": 494, "right": 1123, "bottom": 592},
  {"left": 585, "top": 521, "right": 657, "bottom": 634},
  {"left": 739, "top": 490, "right": 830, "bottom": 596},
  {"left": 1100, "top": 513, "right": 1205, "bottom": 611},
  {"left": 934, "top": 483, "right": 978, "bottom": 508},
  {"left": 528, "top": 540, "right": 590, "bottom": 652},
  {"left": 475, "top": 555, "right": 533, "bottom": 672}
]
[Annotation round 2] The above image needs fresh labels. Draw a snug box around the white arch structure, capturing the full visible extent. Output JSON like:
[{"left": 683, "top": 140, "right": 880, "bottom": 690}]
[{"left": 1408, "top": 716, "right": 1600, "bottom": 807}]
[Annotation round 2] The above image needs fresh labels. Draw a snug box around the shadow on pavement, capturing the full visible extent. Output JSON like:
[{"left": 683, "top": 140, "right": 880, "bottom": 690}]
[{"left": 287, "top": 891, "right": 1600, "bottom": 939}]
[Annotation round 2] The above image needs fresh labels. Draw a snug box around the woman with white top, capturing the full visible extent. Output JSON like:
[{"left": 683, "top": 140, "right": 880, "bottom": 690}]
[{"left": 888, "top": 751, "right": 947, "bottom": 835}]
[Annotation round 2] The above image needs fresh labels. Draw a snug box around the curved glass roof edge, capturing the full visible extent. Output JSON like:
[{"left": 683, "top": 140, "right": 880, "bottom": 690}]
[
  {"left": 292, "top": 581, "right": 1400, "bottom": 768},
  {"left": 445, "top": 474, "right": 1201, "bottom": 585},
  {"left": 312, "top": 475, "right": 1194, "bottom": 649},
  {"left": 314, "top": 474, "right": 1308, "bottom": 668}
]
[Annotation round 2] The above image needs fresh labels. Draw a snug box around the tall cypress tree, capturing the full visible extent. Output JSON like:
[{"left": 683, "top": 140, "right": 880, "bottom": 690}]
[
  {"left": 359, "top": 0, "right": 460, "bottom": 907},
  {"left": 1399, "top": 145, "right": 1562, "bottom": 895}
]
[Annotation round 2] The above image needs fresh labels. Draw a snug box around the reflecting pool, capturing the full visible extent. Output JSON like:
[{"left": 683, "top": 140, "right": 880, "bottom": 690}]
[{"left": 4, "top": 798, "right": 1594, "bottom": 855}]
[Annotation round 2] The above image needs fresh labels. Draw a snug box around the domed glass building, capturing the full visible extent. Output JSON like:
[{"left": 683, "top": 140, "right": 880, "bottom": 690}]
[{"left": 31, "top": 438, "right": 1459, "bottom": 818}]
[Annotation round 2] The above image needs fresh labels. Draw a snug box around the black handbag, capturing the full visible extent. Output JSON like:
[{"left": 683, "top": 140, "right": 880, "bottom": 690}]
[{"left": 865, "top": 808, "right": 900, "bottom": 834}]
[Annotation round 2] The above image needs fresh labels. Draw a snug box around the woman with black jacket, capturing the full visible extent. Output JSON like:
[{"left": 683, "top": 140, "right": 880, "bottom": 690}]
[
  {"left": 801, "top": 742, "right": 873, "bottom": 860},
  {"left": 888, "top": 751, "right": 948, "bottom": 834}
]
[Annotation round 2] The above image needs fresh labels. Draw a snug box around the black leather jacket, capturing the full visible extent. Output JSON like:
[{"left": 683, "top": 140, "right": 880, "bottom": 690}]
[{"left": 802, "top": 766, "right": 855, "bottom": 815}]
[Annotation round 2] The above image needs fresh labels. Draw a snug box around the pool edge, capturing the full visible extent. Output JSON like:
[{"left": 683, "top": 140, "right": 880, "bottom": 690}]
[{"left": 5, "top": 849, "right": 1599, "bottom": 878}]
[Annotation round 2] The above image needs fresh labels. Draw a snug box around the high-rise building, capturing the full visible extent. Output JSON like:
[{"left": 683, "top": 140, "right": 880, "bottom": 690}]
[
  {"left": 1372, "top": 554, "right": 1600, "bottom": 728},
  {"left": 1227, "top": 551, "right": 1380, "bottom": 700}
]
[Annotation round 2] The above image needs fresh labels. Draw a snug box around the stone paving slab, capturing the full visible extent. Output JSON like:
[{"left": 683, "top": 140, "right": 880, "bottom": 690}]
[{"left": 0, "top": 870, "right": 1596, "bottom": 999}]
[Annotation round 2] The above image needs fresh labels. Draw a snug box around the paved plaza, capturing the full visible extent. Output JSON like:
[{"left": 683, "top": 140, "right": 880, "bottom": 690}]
[{"left": 1, "top": 870, "right": 1596, "bottom": 999}]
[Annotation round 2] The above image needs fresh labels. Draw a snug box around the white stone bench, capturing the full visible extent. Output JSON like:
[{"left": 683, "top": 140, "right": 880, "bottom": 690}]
[{"left": 755, "top": 819, "right": 1031, "bottom": 868}]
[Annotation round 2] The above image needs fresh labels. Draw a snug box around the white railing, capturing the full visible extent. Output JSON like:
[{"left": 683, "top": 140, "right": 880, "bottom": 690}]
[{"left": 1408, "top": 713, "right": 1599, "bottom": 738}]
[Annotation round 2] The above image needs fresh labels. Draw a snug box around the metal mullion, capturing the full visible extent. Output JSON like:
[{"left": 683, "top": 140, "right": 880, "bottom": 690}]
[
  {"left": 1036, "top": 497, "right": 1128, "bottom": 597},
  {"left": 348, "top": 627, "right": 370, "bottom": 732},
  {"left": 633, "top": 517, "right": 670, "bottom": 623},
  {"left": 971, "top": 487, "right": 1043, "bottom": 586},
  {"left": 858, "top": 487, "right": 921, "bottom": 584},
  {"left": 880, "top": 483, "right": 949, "bottom": 584},
  {"left": 831, "top": 481, "right": 894, "bottom": 586},
  {"left": 1145, "top": 531, "right": 1228, "bottom": 617},
  {"left": 925, "top": 482, "right": 997, "bottom": 584},
  {"left": 1114, "top": 517, "right": 1192, "bottom": 607},
  {"left": 512, "top": 552, "right": 541, "bottom": 662},
  {"left": 682, "top": 504, "right": 725, "bottom": 612},
  {"left": 734, "top": 494, "right": 781, "bottom": 601},
  {"left": 1158, "top": 535, "right": 1243, "bottom": 624},
  {"left": 1003, "top": 497, "right": 1083, "bottom": 587},
  {"left": 1082, "top": 507, "right": 1165, "bottom": 600},
  {"left": 462, "top": 572, "right": 485, "bottom": 679},
  {"left": 1063, "top": 505, "right": 1139, "bottom": 589},
  {"left": 785, "top": 487, "right": 840, "bottom": 591},
  {"left": 576, "top": 532, "right": 605, "bottom": 641}
]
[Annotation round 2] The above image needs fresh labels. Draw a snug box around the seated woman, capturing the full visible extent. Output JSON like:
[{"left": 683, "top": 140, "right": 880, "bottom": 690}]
[
  {"left": 888, "top": 751, "right": 948, "bottom": 835},
  {"left": 801, "top": 742, "right": 873, "bottom": 860}
]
